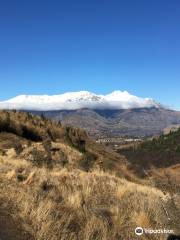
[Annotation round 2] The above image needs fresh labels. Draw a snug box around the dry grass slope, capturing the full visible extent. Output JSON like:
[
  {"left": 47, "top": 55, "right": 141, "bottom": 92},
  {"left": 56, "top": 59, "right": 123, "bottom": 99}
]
[
  {"left": 0, "top": 110, "right": 179, "bottom": 240},
  {"left": 0, "top": 158, "right": 175, "bottom": 240}
]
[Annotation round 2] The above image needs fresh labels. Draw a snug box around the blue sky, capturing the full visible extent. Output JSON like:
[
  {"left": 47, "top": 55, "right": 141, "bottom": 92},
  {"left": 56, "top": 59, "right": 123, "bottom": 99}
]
[{"left": 0, "top": 0, "right": 180, "bottom": 109}]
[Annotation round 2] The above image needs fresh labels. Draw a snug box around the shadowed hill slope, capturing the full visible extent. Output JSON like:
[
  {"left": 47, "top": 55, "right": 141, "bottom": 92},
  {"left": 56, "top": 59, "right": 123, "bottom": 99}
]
[
  {"left": 119, "top": 128, "right": 180, "bottom": 171},
  {"left": 118, "top": 129, "right": 180, "bottom": 198},
  {"left": 0, "top": 199, "right": 34, "bottom": 240}
]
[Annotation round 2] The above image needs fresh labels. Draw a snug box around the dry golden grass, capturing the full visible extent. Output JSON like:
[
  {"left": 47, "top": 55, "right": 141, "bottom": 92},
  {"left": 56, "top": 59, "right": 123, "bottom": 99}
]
[{"left": 0, "top": 152, "right": 178, "bottom": 240}]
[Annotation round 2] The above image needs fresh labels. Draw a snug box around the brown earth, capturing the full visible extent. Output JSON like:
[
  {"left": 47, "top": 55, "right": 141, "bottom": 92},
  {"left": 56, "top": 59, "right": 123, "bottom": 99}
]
[{"left": 0, "top": 199, "right": 33, "bottom": 240}]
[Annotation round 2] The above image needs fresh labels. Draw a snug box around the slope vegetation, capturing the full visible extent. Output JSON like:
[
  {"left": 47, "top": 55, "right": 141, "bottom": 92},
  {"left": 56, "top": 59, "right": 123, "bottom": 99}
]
[
  {"left": 0, "top": 111, "right": 179, "bottom": 239},
  {"left": 120, "top": 128, "right": 180, "bottom": 170},
  {"left": 119, "top": 129, "right": 180, "bottom": 198},
  {"left": 0, "top": 110, "right": 129, "bottom": 176}
]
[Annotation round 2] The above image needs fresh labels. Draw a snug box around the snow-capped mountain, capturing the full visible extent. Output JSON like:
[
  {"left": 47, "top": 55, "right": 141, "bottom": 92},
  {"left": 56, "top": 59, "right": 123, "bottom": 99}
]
[{"left": 0, "top": 91, "right": 160, "bottom": 111}]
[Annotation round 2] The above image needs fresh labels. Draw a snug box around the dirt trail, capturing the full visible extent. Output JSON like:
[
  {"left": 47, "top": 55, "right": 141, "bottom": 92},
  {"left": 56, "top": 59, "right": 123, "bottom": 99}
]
[{"left": 0, "top": 201, "right": 33, "bottom": 240}]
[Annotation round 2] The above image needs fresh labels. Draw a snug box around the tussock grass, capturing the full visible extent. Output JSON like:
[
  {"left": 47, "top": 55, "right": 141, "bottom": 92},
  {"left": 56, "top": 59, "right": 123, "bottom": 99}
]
[{"left": 0, "top": 157, "right": 174, "bottom": 240}]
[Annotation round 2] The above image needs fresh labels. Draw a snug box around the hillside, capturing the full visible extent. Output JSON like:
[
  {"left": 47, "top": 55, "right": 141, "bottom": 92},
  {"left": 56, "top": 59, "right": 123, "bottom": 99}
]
[
  {"left": 0, "top": 111, "right": 179, "bottom": 239},
  {"left": 119, "top": 128, "right": 180, "bottom": 170},
  {"left": 118, "top": 129, "right": 180, "bottom": 196},
  {"left": 0, "top": 110, "right": 129, "bottom": 176},
  {"left": 31, "top": 107, "right": 180, "bottom": 138}
]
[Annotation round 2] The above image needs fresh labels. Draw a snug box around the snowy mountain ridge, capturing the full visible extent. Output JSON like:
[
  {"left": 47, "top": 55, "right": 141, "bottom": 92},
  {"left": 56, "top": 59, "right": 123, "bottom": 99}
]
[{"left": 0, "top": 90, "right": 161, "bottom": 111}]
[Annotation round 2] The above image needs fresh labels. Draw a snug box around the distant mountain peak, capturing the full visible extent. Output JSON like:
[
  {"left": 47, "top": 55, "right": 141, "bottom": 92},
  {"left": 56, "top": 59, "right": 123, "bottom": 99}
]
[{"left": 0, "top": 90, "right": 161, "bottom": 111}]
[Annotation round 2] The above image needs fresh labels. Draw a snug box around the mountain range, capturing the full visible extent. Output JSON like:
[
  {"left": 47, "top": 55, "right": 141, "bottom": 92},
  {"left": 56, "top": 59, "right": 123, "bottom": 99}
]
[
  {"left": 1, "top": 91, "right": 180, "bottom": 138},
  {"left": 33, "top": 107, "right": 180, "bottom": 138},
  {"left": 0, "top": 91, "right": 160, "bottom": 110}
]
